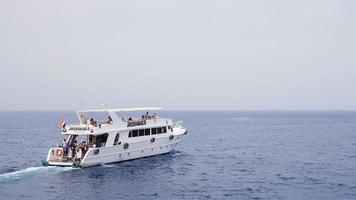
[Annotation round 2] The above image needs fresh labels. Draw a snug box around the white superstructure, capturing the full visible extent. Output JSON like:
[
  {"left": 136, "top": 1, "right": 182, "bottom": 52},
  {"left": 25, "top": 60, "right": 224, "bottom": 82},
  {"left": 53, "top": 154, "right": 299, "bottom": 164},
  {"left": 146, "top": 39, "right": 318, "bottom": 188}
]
[{"left": 43, "top": 107, "right": 187, "bottom": 168}]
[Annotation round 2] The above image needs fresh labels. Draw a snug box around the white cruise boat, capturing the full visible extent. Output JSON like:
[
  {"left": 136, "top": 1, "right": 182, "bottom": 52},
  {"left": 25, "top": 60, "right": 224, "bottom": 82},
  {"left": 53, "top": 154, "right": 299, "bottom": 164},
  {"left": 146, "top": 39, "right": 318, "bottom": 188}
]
[{"left": 42, "top": 107, "right": 187, "bottom": 168}]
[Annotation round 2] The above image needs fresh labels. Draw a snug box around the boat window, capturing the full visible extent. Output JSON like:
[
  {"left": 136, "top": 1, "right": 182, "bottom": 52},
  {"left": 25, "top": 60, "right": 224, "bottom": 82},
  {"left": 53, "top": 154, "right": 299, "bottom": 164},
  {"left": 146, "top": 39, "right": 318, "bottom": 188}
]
[
  {"left": 129, "top": 131, "right": 132, "bottom": 138},
  {"left": 132, "top": 130, "right": 138, "bottom": 137},
  {"left": 139, "top": 129, "right": 144, "bottom": 136},
  {"left": 162, "top": 127, "right": 167, "bottom": 133},
  {"left": 144, "top": 129, "right": 150, "bottom": 136},
  {"left": 151, "top": 128, "right": 157, "bottom": 135},
  {"left": 113, "top": 133, "right": 120, "bottom": 145},
  {"left": 93, "top": 133, "right": 109, "bottom": 147},
  {"left": 157, "top": 127, "right": 162, "bottom": 134}
]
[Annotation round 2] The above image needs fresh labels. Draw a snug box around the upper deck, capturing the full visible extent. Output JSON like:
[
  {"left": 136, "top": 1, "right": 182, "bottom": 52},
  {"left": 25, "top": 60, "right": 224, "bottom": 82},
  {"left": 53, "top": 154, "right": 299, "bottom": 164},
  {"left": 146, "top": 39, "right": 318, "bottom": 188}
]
[{"left": 62, "top": 107, "right": 172, "bottom": 135}]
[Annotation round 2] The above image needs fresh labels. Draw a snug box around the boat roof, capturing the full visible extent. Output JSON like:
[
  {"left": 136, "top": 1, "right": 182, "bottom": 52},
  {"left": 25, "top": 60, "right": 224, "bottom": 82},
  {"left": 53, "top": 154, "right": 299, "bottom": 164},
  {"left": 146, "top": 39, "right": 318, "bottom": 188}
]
[{"left": 77, "top": 107, "right": 163, "bottom": 113}]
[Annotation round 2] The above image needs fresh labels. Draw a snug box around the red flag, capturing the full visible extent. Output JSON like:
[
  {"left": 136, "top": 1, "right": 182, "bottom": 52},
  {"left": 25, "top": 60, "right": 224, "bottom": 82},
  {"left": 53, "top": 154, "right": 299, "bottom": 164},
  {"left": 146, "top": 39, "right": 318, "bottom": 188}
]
[{"left": 58, "top": 119, "right": 66, "bottom": 128}]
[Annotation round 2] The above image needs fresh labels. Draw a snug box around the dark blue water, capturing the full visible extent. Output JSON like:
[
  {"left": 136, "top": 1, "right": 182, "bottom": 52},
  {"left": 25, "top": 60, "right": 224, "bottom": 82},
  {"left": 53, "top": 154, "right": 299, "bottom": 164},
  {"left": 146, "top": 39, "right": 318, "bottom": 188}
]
[{"left": 0, "top": 111, "right": 356, "bottom": 200}]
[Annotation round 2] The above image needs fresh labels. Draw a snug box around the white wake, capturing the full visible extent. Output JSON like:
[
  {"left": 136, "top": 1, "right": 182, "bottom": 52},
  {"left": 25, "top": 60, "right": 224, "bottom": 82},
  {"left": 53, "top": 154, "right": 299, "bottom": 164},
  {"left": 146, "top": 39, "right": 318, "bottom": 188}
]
[{"left": 0, "top": 166, "right": 74, "bottom": 184}]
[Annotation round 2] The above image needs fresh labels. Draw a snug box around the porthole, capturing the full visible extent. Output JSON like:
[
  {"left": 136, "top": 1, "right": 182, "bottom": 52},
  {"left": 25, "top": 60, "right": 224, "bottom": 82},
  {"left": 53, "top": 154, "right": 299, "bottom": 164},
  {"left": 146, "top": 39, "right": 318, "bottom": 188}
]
[
  {"left": 151, "top": 148, "right": 154, "bottom": 151},
  {"left": 141, "top": 150, "right": 144, "bottom": 153},
  {"left": 119, "top": 154, "right": 121, "bottom": 158},
  {"left": 94, "top": 149, "right": 100, "bottom": 155},
  {"left": 124, "top": 143, "right": 129, "bottom": 149}
]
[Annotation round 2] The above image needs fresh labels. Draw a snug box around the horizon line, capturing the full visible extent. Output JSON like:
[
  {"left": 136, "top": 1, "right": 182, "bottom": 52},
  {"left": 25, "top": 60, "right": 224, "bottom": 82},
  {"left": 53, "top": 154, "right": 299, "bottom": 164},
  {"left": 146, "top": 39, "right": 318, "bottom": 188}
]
[{"left": 0, "top": 109, "right": 356, "bottom": 112}]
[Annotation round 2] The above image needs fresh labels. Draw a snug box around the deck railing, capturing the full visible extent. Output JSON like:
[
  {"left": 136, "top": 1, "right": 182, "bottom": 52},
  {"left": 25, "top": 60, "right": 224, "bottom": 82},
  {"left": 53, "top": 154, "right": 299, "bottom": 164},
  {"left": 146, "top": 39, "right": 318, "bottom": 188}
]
[{"left": 173, "top": 121, "right": 183, "bottom": 128}]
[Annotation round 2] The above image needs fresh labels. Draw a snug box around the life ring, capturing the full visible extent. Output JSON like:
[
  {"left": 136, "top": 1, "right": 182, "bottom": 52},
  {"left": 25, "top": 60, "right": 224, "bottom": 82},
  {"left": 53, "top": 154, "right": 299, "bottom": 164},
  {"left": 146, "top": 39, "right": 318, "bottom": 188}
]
[
  {"left": 56, "top": 149, "right": 63, "bottom": 157},
  {"left": 124, "top": 143, "right": 129, "bottom": 149}
]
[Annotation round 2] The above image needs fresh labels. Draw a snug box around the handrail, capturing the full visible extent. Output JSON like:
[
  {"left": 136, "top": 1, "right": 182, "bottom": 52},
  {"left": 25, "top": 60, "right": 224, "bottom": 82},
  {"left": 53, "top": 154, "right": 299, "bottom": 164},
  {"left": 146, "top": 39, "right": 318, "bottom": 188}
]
[{"left": 173, "top": 121, "right": 183, "bottom": 128}]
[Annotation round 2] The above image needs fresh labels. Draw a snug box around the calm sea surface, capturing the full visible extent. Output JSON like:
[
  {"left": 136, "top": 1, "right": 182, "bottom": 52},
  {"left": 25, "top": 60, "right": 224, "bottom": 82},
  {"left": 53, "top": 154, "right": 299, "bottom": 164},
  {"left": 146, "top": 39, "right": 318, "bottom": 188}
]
[{"left": 0, "top": 111, "right": 356, "bottom": 200}]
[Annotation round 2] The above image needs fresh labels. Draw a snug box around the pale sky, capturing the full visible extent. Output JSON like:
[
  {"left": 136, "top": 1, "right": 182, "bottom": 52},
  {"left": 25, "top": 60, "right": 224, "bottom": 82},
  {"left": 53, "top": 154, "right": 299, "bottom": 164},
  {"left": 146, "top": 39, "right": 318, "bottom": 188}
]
[{"left": 0, "top": 0, "right": 356, "bottom": 111}]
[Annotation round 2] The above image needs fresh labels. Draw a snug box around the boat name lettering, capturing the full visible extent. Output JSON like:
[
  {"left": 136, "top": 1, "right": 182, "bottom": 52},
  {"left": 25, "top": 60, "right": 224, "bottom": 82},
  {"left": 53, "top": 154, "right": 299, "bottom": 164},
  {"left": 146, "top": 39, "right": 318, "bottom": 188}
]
[
  {"left": 69, "top": 127, "right": 90, "bottom": 131},
  {"left": 127, "top": 120, "right": 146, "bottom": 127}
]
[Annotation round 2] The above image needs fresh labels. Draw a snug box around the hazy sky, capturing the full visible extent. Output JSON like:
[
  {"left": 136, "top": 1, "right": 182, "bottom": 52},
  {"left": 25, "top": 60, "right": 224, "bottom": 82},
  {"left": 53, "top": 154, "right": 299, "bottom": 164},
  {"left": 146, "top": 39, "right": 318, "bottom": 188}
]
[{"left": 1, "top": 0, "right": 356, "bottom": 111}]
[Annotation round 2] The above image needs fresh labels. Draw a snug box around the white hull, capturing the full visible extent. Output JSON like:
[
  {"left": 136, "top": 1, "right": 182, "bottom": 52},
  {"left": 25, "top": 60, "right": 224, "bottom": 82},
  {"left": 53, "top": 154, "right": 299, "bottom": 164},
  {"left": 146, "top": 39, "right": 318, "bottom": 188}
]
[{"left": 46, "top": 128, "right": 186, "bottom": 168}]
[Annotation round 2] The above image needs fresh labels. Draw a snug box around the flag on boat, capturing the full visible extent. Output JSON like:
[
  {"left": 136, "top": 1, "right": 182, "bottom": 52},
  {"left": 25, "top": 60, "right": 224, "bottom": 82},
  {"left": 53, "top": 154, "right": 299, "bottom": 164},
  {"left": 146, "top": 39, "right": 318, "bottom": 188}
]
[{"left": 58, "top": 119, "right": 66, "bottom": 128}]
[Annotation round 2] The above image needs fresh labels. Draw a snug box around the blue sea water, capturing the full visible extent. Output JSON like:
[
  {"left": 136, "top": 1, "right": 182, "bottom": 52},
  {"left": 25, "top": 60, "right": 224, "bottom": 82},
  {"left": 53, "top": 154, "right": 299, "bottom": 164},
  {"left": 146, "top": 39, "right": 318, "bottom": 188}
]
[{"left": 0, "top": 111, "right": 356, "bottom": 200}]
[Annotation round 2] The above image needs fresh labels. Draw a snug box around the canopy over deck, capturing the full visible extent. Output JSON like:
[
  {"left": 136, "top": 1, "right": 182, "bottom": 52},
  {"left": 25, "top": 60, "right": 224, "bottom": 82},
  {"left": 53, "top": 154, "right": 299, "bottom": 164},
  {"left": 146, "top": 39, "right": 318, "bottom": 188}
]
[
  {"left": 76, "top": 107, "right": 163, "bottom": 124},
  {"left": 77, "top": 107, "right": 163, "bottom": 113}
]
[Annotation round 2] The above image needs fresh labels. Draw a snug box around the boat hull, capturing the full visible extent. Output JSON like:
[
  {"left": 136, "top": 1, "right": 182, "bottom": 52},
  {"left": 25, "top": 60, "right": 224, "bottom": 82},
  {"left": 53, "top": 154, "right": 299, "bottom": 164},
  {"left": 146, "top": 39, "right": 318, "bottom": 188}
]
[{"left": 45, "top": 130, "right": 186, "bottom": 168}]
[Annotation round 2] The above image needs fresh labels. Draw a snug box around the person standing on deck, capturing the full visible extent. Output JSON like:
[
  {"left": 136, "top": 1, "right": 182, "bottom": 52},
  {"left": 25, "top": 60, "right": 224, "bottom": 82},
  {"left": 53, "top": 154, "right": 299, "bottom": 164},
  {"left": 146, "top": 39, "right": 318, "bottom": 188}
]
[
  {"left": 71, "top": 140, "right": 77, "bottom": 161},
  {"left": 62, "top": 139, "right": 67, "bottom": 155}
]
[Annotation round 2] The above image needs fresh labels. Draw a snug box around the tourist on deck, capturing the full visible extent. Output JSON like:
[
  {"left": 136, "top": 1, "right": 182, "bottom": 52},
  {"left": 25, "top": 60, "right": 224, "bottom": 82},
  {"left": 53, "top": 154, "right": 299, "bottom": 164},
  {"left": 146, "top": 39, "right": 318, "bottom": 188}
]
[
  {"left": 75, "top": 141, "right": 83, "bottom": 160},
  {"left": 144, "top": 112, "right": 151, "bottom": 119},
  {"left": 81, "top": 141, "right": 88, "bottom": 157},
  {"left": 89, "top": 118, "right": 98, "bottom": 127},
  {"left": 71, "top": 140, "right": 77, "bottom": 161},
  {"left": 80, "top": 114, "right": 87, "bottom": 124},
  {"left": 107, "top": 116, "right": 113, "bottom": 124},
  {"left": 62, "top": 139, "right": 66, "bottom": 147},
  {"left": 62, "top": 139, "right": 67, "bottom": 154}
]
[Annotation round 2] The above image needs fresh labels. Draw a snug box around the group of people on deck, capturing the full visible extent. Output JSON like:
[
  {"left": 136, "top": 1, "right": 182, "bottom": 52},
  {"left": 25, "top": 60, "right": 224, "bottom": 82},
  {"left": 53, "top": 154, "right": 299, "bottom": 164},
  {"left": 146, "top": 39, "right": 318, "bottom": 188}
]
[
  {"left": 141, "top": 112, "right": 157, "bottom": 120},
  {"left": 86, "top": 116, "right": 113, "bottom": 127},
  {"left": 85, "top": 112, "right": 157, "bottom": 126},
  {"left": 61, "top": 137, "right": 89, "bottom": 161},
  {"left": 126, "top": 112, "right": 158, "bottom": 122},
  {"left": 78, "top": 110, "right": 160, "bottom": 129}
]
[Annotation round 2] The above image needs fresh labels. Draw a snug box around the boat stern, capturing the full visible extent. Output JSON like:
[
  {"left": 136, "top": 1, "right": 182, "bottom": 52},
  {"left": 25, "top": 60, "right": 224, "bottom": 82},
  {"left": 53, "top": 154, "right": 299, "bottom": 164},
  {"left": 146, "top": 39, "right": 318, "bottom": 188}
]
[{"left": 44, "top": 147, "right": 80, "bottom": 167}]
